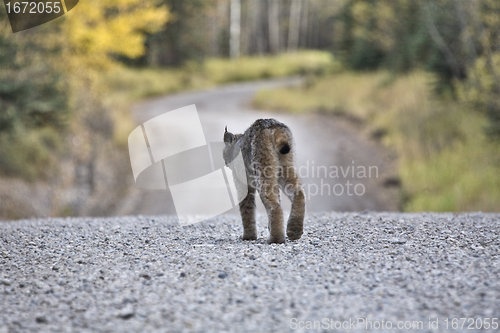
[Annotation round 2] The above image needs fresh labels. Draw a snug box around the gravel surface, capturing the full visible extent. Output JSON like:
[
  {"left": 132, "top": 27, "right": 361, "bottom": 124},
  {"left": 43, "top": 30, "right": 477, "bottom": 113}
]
[{"left": 0, "top": 212, "right": 499, "bottom": 332}]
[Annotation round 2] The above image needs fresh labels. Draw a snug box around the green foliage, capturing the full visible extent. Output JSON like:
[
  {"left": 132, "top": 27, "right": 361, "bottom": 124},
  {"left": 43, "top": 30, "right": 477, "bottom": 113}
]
[
  {"left": 332, "top": 0, "right": 500, "bottom": 144},
  {"left": 0, "top": 128, "right": 62, "bottom": 181},
  {"left": 338, "top": 0, "right": 433, "bottom": 72},
  {"left": 144, "top": 0, "right": 215, "bottom": 66},
  {"left": 0, "top": 12, "right": 70, "bottom": 132},
  {"left": 0, "top": 67, "right": 69, "bottom": 132},
  {"left": 0, "top": 11, "right": 70, "bottom": 179},
  {"left": 456, "top": 54, "right": 500, "bottom": 139}
]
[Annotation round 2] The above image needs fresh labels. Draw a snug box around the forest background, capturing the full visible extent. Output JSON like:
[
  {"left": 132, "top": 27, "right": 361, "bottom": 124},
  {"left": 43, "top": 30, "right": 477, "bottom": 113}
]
[{"left": 1, "top": 0, "right": 499, "bottom": 219}]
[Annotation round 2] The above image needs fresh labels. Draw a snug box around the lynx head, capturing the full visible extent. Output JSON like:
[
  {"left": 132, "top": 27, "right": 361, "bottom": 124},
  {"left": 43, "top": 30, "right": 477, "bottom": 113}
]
[
  {"left": 224, "top": 126, "right": 236, "bottom": 146},
  {"left": 223, "top": 126, "right": 240, "bottom": 166}
]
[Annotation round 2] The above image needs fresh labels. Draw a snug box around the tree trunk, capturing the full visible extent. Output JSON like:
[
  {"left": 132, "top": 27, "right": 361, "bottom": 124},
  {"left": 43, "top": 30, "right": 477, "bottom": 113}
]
[
  {"left": 230, "top": 0, "right": 241, "bottom": 58},
  {"left": 299, "top": 0, "right": 309, "bottom": 49},
  {"left": 250, "top": 0, "right": 264, "bottom": 55},
  {"left": 455, "top": 0, "right": 477, "bottom": 67},
  {"left": 209, "top": 3, "right": 219, "bottom": 57},
  {"left": 268, "top": 0, "right": 280, "bottom": 54},
  {"left": 308, "top": 0, "right": 319, "bottom": 48},
  {"left": 288, "top": 0, "right": 302, "bottom": 52},
  {"left": 424, "top": 3, "right": 461, "bottom": 79}
]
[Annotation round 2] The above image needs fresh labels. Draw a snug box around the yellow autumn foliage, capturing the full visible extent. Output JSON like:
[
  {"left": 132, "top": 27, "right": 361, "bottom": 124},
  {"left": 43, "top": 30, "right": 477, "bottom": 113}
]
[{"left": 61, "top": 0, "right": 169, "bottom": 72}]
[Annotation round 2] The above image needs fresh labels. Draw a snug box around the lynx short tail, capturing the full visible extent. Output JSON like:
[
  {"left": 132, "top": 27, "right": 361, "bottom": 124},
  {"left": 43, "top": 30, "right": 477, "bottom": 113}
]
[{"left": 273, "top": 128, "right": 292, "bottom": 155}]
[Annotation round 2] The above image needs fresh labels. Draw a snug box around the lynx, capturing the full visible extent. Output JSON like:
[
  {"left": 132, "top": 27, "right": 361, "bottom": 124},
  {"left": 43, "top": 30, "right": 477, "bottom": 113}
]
[{"left": 223, "top": 118, "right": 305, "bottom": 244}]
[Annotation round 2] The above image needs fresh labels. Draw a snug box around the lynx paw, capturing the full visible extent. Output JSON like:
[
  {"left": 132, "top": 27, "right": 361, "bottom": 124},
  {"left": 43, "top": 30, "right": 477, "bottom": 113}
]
[
  {"left": 267, "top": 235, "right": 286, "bottom": 244},
  {"left": 287, "top": 218, "right": 304, "bottom": 241},
  {"left": 242, "top": 232, "right": 257, "bottom": 241},
  {"left": 287, "top": 225, "right": 303, "bottom": 241},
  {"left": 287, "top": 229, "right": 303, "bottom": 241}
]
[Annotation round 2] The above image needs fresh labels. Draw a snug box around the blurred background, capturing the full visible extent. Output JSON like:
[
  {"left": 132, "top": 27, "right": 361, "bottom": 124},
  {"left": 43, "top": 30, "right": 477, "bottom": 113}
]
[{"left": 0, "top": 0, "right": 499, "bottom": 220}]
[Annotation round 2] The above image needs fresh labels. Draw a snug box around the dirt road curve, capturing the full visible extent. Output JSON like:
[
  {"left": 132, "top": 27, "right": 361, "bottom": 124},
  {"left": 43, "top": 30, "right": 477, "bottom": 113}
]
[{"left": 118, "top": 78, "right": 399, "bottom": 216}]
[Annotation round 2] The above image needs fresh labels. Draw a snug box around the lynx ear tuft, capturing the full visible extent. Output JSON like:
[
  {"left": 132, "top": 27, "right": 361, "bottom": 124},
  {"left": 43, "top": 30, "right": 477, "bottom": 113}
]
[{"left": 225, "top": 126, "right": 227, "bottom": 133}]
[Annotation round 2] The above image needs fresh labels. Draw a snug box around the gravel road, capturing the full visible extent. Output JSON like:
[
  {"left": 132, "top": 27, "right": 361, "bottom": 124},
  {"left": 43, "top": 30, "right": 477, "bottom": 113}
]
[{"left": 1, "top": 212, "right": 498, "bottom": 332}]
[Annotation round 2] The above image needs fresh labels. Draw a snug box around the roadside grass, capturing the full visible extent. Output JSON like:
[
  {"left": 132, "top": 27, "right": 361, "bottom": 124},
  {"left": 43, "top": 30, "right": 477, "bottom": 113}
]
[
  {"left": 102, "top": 50, "right": 337, "bottom": 147},
  {"left": 203, "top": 51, "right": 336, "bottom": 84},
  {"left": 253, "top": 71, "right": 500, "bottom": 212},
  {"left": 103, "top": 50, "right": 336, "bottom": 102}
]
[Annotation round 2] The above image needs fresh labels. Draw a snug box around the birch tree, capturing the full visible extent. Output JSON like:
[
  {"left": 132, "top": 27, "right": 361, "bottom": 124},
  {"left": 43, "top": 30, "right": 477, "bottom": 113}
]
[
  {"left": 250, "top": 0, "right": 265, "bottom": 54},
  {"left": 230, "top": 0, "right": 241, "bottom": 58},
  {"left": 268, "top": 0, "right": 280, "bottom": 54},
  {"left": 288, "top": 0, "right": 302, "bottom": 52}
]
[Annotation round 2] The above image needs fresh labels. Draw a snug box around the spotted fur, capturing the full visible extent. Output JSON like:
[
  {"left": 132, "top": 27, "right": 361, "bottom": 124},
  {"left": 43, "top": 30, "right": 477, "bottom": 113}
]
[{"left": 223, "top": 119, "right": 305, "bottom": 244}]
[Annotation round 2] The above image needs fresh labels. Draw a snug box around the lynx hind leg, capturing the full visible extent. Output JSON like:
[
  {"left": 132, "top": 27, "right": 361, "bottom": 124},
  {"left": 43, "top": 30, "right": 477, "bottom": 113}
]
[
  {"left": 240, "top": 187, "right": 257, "bottom": 240},
  {"left": 252, "top": 131, "right": 287, "bottom": 244},
  {"left": 260, "top": 186, "right": 285, "bottom": 244},
  {"left": 257, "top": 166, "right": 286, "bottom": 244},
  {"left": 282, "top": 167, "right": 305, "bottom": 241}
]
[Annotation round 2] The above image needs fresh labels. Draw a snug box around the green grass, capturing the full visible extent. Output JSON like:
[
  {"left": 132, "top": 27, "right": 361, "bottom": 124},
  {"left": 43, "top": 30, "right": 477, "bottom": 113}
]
[
  {"left": 103, "top": 51, "right": 337, "bottom": 102},
  {"left": 253, "top": 71, "right": 500, "bottom": 212},
  {"left": 203, "top": 51, "right": 337, "bottom": 83}
]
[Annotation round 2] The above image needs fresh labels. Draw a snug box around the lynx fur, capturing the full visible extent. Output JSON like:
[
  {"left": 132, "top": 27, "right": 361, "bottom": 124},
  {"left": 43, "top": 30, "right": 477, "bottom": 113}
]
[{"left": 223, "top": 119, "right": 305, "bottom": 244}]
